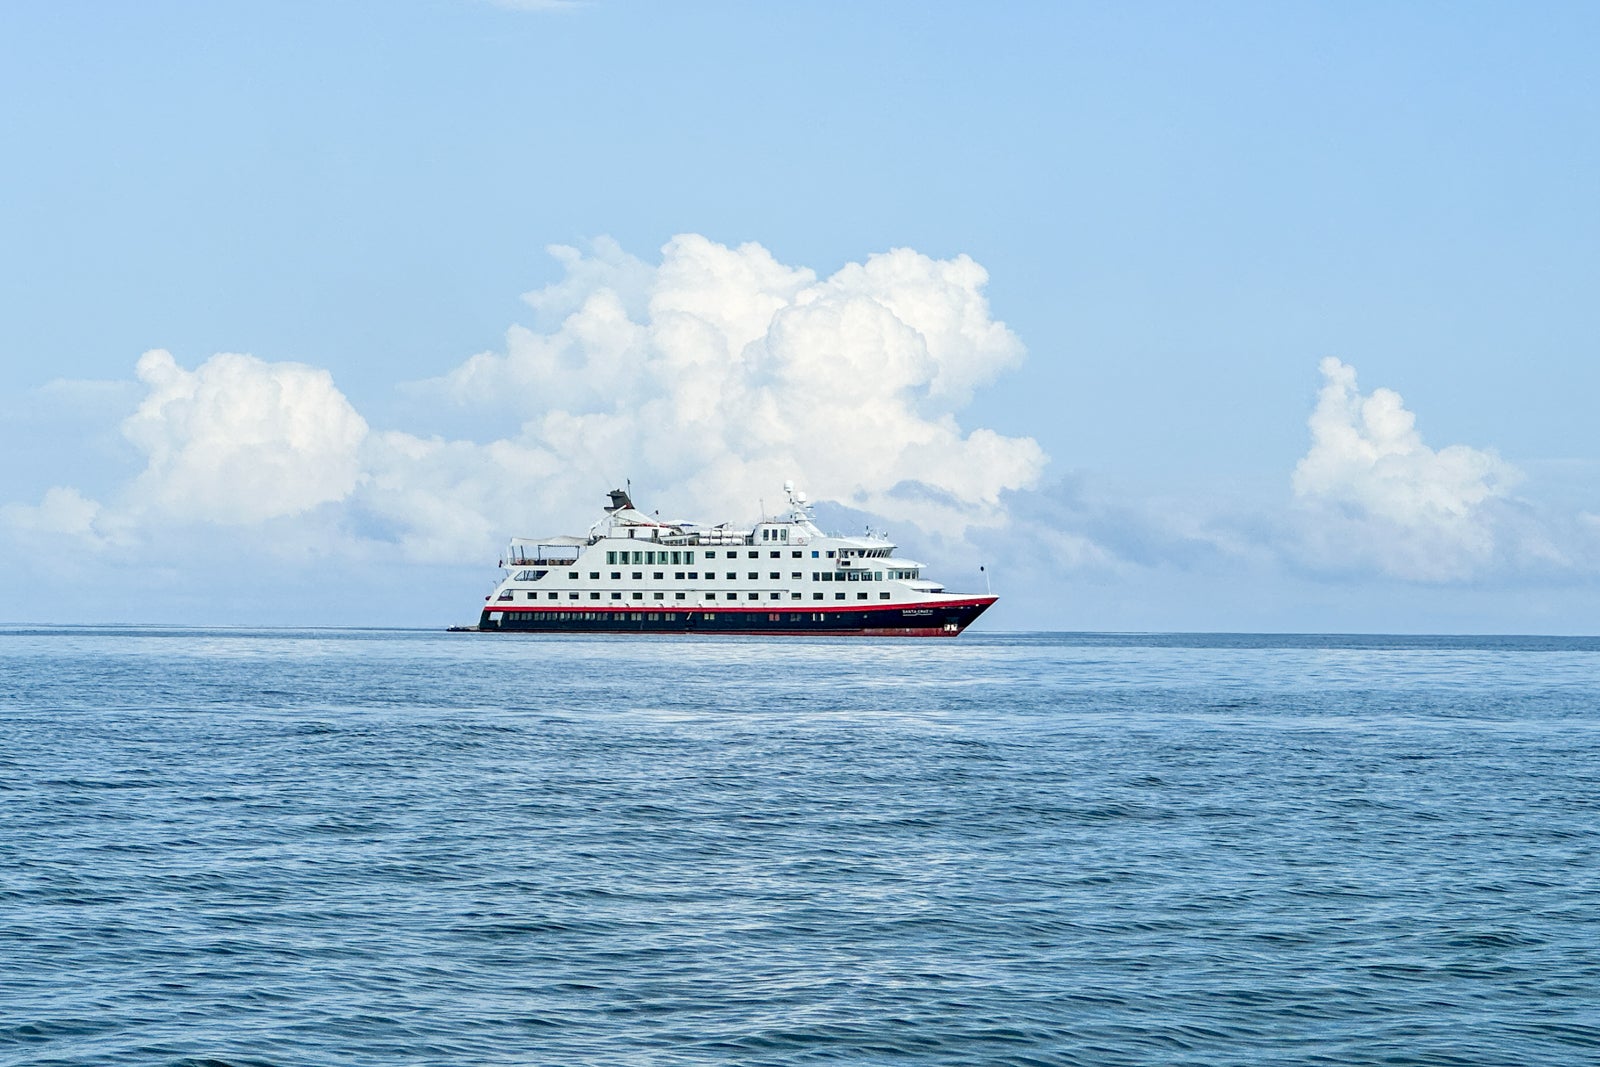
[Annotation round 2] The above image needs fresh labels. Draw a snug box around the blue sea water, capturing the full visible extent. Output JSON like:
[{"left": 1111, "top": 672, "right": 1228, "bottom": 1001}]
[{"left": 2, "top": 629, "right": 1598, "bottom": 1066}]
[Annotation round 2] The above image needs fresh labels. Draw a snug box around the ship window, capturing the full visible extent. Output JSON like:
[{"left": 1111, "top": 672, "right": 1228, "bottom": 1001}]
[
  {"left": 671, "top": 551, "right": 682, "bottom": 564},
  {"left": 632, "top": 592, "right": 643, "bottom": 600},
  {"left": 568, "top": 572, "right": 579, "bottom": 580},
  {"left": 611, "top": 592, "right": 622, "bottom": 600},
  {"left": 653, "top": 572, "right": 663, "bottom": 580},
  {"left": 726, "top": 572, "right": 736, "bottom": 579},
  {"left": 674, "top": 572, "right": 684, "bottom": 579},
  {"left": 653, "top": 592, "right": 664, "bottom": 600},
  {"left": 606, "top": 551, "right": 617, "bottom": 564},
  {"left": 748, "top": 572, "right": 758, "bottom": 580},
  {"left": 811, "top": 551, "right": 819, "bottom": 558},
  {"left": 770, "top": 551, "right": 780, "bottom": 559},
  {"left": 688, "top": 571, "right": 698, "bottom": 579},
  {"left": 823, "top": 572, "right": 833, "bottom": 582},
  {"left": 632, "top": 551, "right": 643, "bottom": 564},
  {"left": 761, "top": 529, "right": 768, "bottom": 541},
  {"left": 826, "top": 551, "right": 835, "bottom": 558},
  {"left": 781, "top": 529, "right": 789, "bottom": 541},
  {"left": 686, "top": 552, "right": 694, "bottom": 563},
  {"left": 706, "top": 551, "right": 716, "bottom": 559},
  {"left": 791, "top": 572, "right": 801, "bottom": 579},
  {"left": 632, "top": 572, "right": 642, "bottom": 580},
  {"left": 791, "top": 592, "right": 802, "bottom": 600},
  {"left": 812, "top": 593, "right": 823, "bottom": 601},
  {"left": 792, "top": 551, "right": 801, "bottom": 558},
  {"left": 610, "top": 572, "right": 621, "bottom": 580},
  {"left": 857, "top": 592, "right": 868, "bottom": 600},
  {"left": 770, "top": 592, "right": 781, "bottom": 600},
  {"left": 706, "top": 593, "right": 717, "bottom": 600},
  {"left": 648, "top": 613, "right": 660, "bottom": 621},
  {"left": 590, "top": 592, "right": 600, "bottom": 600},
  {"left": 631, "top": 612, "right": 642, "bottom": 620},
  {"left": 665, "top": 613, "right": 677, "bottom": 620},
  {"left": 704, "top": 613, "right": 715, "bottom": 620},
  {"left": 847, "top": 571, "right": 858, "bottom": 582},
  {"left": 675, "top": 592, "right": 686, "bottom": 600},
  {"left": 874, "top": 572, "right": 883, "bottom": 581},
  {"left": 497, "top": 591, "right": 514, "bottom": 601},
  {"left": 569, "top": 593, "right": 579, "bottom": 600},
  {"left": 835, "top": 592, "right": 846, "bottom": 600},
  {"left": 880, "top": 592, "right": 891, "bottom": 599},
  {"left": 769, "top": 572, "right": 779, "bottom": 579},
  {"left": 548, "top": 592, "right": 559, "bottom": 600},
  {"left": 748, "top": 551, "right": 759, "bottom": 559},
  {"left": 590, "top": 572, "right": 599, "bottom": 580}
]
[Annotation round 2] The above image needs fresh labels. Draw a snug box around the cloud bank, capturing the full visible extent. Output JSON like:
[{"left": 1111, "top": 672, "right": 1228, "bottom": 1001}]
[
  {"left": 11, "top": 234, "right": 1591, "bottom": 627},
  {"left": 4, "top": 235, "right": 1046, "bottom": 564}
]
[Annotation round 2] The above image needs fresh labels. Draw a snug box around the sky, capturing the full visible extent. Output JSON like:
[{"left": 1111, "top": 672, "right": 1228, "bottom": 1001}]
[{"left": 2, "top": 1, "right": 1598, "bottom": 632}]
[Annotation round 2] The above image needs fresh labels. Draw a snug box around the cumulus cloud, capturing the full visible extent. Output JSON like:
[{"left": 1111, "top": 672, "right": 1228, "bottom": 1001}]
[
  {"left": 1291, "top": 357, "right": 1520, "bottom": 580},
  {"left": 121, "top": 350, "right": 369, "bottom": 525},
  {"left": 432, "top": 234, "right": 1045, "bottom": 540}
]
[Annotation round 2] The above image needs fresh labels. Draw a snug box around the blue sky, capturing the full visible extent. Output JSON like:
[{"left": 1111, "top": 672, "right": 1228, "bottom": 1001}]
[{"left": 3, "top": 1, "right": 1597, "bottom": 631}]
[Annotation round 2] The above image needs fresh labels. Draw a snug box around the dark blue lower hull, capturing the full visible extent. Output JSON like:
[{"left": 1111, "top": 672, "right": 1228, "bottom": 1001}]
[{"left": 472, "top": 599, "right": 994, "bottom": 636}]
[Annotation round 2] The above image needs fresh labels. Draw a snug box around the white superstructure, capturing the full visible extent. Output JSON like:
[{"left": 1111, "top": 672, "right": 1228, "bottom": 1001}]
[{"left": 473, "top": 484, "right": 995, "bottom": 636}]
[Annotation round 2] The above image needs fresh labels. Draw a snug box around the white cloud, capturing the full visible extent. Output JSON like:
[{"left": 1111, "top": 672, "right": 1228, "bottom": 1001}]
[
  {"left": 0, "top": 486, "right": 103, "bottom": 540},
  {"left": 431, "top": 234, "right": 1045, "bottom": 540},
  {"left": 1291, "top": 357, "right": 1519, "bottom": 580},
  {"left": 121, "top": 349, "right": 369, "bottom": 524}
]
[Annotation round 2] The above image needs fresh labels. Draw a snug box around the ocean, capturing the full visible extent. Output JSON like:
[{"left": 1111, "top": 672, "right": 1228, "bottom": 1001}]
[{"left": 2, "top": 628, "right": 1597, "bottom": 1066}]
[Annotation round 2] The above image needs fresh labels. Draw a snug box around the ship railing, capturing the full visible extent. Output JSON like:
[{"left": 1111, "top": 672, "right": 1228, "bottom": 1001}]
[{"left": 505, "top": 552, "right": 580, "bottom": 566}]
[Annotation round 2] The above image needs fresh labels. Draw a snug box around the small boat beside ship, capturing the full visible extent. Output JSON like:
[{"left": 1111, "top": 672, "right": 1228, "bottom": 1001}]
[{"left": 464, "top": 484, "right": 996, "bottom": 636}]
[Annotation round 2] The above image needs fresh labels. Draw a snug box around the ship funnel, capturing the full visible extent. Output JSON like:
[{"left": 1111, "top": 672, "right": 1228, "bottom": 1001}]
[{"left": 607, "top": 488, "right": 634, "bottom": 512}]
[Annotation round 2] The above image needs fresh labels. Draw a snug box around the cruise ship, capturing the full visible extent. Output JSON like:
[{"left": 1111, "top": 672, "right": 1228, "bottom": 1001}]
[{"left": 469, "top": 484, "right": 996, "bottom": 636}]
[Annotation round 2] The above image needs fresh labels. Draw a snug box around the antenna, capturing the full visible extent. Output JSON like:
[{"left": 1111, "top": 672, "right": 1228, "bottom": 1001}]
[{"left": 981, "top": 564, "right": 991, "bottom": 595}]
